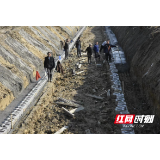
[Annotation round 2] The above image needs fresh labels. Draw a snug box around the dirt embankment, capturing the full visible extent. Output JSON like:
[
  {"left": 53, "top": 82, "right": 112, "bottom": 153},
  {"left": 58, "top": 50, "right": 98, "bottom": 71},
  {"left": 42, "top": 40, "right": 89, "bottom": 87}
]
[
  {"left": 111, "top": 26, "right": 160, "bottom": 117},
  {"left": 0, "top": 26, "right": 79, "bottom": 110}
]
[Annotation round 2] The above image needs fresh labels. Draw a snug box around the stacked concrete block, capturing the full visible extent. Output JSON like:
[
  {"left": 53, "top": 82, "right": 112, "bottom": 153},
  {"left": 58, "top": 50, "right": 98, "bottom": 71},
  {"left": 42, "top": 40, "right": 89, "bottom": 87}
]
[
  {"left": 106, "top": 27, "right": 126, "bottom": 65},
  {"left": 106, "top": 26, "right": 134, "bottom": 134}
]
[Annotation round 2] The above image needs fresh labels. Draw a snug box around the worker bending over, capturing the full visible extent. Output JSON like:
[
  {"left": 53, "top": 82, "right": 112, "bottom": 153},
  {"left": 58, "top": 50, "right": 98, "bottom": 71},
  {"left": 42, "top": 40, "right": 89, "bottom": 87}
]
[{"left": 56, "top": 60, "right": 64, "bottom": 74}]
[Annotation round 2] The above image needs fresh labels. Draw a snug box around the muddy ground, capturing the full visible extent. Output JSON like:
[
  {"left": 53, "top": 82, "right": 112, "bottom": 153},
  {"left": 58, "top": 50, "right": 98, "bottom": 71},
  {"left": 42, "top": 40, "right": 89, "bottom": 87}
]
[{"left": 14, "top": 26, "right": 121, "bottom": 134}]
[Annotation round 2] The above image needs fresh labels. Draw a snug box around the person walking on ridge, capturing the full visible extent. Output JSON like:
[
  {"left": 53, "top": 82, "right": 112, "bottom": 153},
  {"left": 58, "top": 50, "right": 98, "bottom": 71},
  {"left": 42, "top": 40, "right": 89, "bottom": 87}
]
[{"left": 44, "top": 52, "right": 55, "bottom": 82}]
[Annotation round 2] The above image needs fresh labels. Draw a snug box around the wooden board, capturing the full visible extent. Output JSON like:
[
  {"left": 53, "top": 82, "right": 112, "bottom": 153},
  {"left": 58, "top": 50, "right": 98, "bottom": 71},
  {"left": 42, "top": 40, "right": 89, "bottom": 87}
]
[
  {"left": 54, "top": 126, "right": 68, "bottom": 134},
  {"left": 76, "top": 71, "right": 84, "bottom": 75},
  {"left": 70, "top": 106, "right": 84, "bottom": 114},
  {"left": 71, "top": 100, "right": 83, "bottom": 105},
  {"left": 62, "top": 107, "right": 74, "bottom": 117},
  {"left": 58, "top": 98, "right": 83, "bottom": 105},
  {"left": 85, "top": 94, "right": 104, "bottom": 100},
  {"left": 55, "top": 102, "right": 80, "bottom": 108}
]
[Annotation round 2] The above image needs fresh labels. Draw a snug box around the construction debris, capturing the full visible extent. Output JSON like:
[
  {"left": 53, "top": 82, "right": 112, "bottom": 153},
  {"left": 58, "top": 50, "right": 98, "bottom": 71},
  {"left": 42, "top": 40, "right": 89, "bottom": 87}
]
[
  {"left": 62, "top": 107, "right": 74, "bottom": 117},
  {"left": 71, "top": 100, "right": 83, "bottom": 105},
  {"left": 70, "top": 106, "right": 84, "bottom": 114},
  {"left": 76, "top": 71, "right": 84, "bottom": 75},
  {"left": 55, "top": 102, "right": 80, "bottom": 108},
  {"left": 58, "top": 98, "right": 83, "bottom": 105},
  {"left": 54, "top": 126, "right": 68, "bottom": 134},
  {"left": 85, "top": 94, "right": 104, "bottom": 100},
  {"left": 58, "top": 97, "right": 72, "bottom": 103},
  {"left": 78, "top": 64, "right": 81, "bottom": 69}
]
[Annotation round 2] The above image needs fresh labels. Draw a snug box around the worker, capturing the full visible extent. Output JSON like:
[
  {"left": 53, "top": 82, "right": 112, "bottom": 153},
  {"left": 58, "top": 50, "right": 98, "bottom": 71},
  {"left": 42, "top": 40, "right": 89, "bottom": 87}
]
[
  {"left": 64, "top": 39, "right": 69, "bottom": 59},
  {"left": 44, "top": 52, "right": 55, "bottom": 82},
  {"left": 56, "top": 60, "right": 64, "bottom": 74},
  {"left": 85, "top": 44, "right": 92, "bottom": 64},
  {"left": 93, "top": 42, "right": 100, "bottom": 61},
  {"left": 100, "top": 41, "right": 107, "bottom": 53},
  {"left": 76, "top": 37, "right": 81, "bottom": 57},
  {"left": 104, "top": 40, "right": 117, "bottom": 62},
  {"left": 60, "top": 41, "right": 63, "bottom": 50}
]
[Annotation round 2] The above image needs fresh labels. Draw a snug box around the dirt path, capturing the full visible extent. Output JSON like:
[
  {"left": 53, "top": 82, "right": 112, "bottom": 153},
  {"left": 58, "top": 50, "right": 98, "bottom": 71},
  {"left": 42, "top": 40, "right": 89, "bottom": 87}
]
[{"left": 14, "top": 27, "right": 121, "bottom": 134}]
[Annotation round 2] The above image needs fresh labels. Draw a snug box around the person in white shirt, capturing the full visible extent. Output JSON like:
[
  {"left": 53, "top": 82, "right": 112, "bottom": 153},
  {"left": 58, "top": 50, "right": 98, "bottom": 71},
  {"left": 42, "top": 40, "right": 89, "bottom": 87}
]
[{"left": 100, "top": 41, "right": 107, "bottom": 53}]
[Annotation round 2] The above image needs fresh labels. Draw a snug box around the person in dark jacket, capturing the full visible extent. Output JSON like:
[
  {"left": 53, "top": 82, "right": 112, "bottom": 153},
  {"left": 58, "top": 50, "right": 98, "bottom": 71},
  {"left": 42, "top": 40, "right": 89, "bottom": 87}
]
[
  {"left": 86, "top": 44, "right": 92, "bottom": 64},
  {"left": 93, "top": 42, "right": 100, "bottom": 61},
  {"left": 56, "top": 60, "right": 64, "bottom": 74},
  {"left": 63, "top": 40, "right": 66, "bottom": 50},
  {"left": 93, "top": 43, "right": 96, "bottom": 59},
  {"left": 100, "top": 41, "right": 107, "bottom": 53},
  {"left": 76, "top": 37, "right": 81, "bottom": 57},
  {"left": 64, "top": 39, "right": 69, "bottom": 59},
  {"left": 60, "top": 41, "right": 64, "bottom": 50},
  {"left": 44, "top": 52, "right": 55, "bottom": 82},
  {"left": 104, "top": 40, "right": 116, "bottom": 62}
]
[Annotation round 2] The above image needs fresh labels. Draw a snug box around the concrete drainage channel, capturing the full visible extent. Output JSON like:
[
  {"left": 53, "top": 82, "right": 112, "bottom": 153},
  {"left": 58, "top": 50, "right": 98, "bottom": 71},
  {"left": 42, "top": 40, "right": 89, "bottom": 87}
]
[
  {"left": 106, "top": 26, "right": 134, "bottom": 134},
  {"left": 0, "top": 26, "right": 86, "bottom": 134}
]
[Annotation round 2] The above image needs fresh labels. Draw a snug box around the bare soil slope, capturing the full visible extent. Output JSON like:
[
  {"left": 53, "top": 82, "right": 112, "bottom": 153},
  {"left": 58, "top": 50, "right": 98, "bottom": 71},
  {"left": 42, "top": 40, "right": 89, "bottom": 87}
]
[{"left": 0, "top": 26, "right": 80, "bottom": 110}]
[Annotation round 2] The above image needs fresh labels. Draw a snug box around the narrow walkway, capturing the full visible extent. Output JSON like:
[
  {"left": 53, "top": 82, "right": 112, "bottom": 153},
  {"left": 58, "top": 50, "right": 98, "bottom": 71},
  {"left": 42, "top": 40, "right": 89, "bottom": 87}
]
[{"left": 0, "top": 71, "right": 44, "bottom": 126}]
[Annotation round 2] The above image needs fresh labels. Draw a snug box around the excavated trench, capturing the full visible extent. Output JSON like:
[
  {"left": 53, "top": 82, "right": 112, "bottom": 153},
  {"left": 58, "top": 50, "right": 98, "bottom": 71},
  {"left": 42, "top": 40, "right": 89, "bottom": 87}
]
[{"left": 109, "top": 26, "right": 160, "bottom": 134}]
